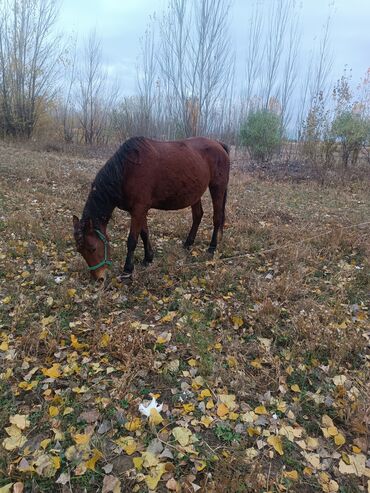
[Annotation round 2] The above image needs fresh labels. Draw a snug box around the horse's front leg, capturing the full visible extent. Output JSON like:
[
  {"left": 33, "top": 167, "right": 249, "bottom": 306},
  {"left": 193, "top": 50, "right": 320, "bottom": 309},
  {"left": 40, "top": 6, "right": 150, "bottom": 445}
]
[
  {"left": 121, "top": 211, "right": 146, "bottom": 278},
  {"left": 140, "top": 217, "right": 154, "bottom": 266}
]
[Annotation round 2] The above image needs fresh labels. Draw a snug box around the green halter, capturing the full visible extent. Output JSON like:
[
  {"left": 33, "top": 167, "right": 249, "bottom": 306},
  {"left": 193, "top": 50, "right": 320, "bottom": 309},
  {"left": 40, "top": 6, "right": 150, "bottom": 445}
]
[{"left": 88, "top": 229, "right": 112, "bottom": 271}]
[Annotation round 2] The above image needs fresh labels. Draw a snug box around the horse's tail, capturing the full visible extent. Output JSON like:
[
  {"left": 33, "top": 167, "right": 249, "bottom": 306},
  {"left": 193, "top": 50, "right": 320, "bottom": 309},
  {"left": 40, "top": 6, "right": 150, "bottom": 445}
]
[
  {"left": 220, "top": 188, "right": 228, "bottom": 237},
  {"left": 218, "top": 141, "right": 230, "bottom": 155}
]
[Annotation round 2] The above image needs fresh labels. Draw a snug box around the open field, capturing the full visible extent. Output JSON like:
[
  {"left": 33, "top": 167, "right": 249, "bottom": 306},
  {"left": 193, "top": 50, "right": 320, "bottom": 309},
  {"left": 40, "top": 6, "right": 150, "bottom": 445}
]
[{"left": 0, "top": 143, "right": 369, "bottom": 493}]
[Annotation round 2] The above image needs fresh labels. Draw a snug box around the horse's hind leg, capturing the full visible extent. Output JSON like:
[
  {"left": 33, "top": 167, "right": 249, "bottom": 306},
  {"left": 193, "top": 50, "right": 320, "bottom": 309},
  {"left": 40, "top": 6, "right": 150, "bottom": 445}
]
[
  {"left": 208, "top": 186, "right": 227, "bottom": 254},
  {"left": 140, "top": 218, "right": 154, "bottom": 266},
  {"left": 183, "top": 200, "right": 203, "bottom": 249}
]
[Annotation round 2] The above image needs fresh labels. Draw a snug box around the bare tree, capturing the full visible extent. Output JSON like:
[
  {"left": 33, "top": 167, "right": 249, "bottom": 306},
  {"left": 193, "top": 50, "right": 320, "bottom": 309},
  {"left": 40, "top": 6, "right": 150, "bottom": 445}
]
[
  {"left": 157, "top": 0, "right": 234, "bottom": 137},
  {"left": 77, "top": 30, "right": 118, "bottom": 145},
  {"left": 262, "top": 0, "right": 292, "bottom": 110},
  {"left": 0, "top": 0, "right": 61, "bottom": 138},
  {"left": 54, "top": 34, "right": 77, "bottom": 143},
  {"left": 297, "top": 12, "right": 333, "bottom": 140},
  {"left": 137, "top": 19, "right": 157, "bottom": 136},
  {"left": 279, "top": 3, "right": 301, "bottom": 134},
  {"left": 243, "top": 2, "right": 264, "bottom": 118}
]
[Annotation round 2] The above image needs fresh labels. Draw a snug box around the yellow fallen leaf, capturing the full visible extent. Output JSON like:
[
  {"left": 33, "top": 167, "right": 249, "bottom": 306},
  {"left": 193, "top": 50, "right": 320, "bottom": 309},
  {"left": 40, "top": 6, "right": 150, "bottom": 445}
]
[
  {"left": 219, "top": 394, "right": 236, "bottom": 410},
  {"left": 227, "top": 356, "right": 237, "bottom": 367},
  {"left": 156, "top": 331, "right": 172, "bottom": 344},
  {"left": 2, "top": 435, "right": 26, "bottom": 451},
  {"left": 195, "top": 460, "right": 207, "bottom": 472},
  {"left": 188, "top": 358, "right": 198, "bottom": 367},
  {"left": 231, "top": 316, "right": 243, "bottom": 328},
  {"left": 41, "top": 316, "right": 54, "bottom": 327},
  {"left": 145, "top": 463, "right": 167, "bottom": 490},
  {"left": 334, "top": 433, "right": 345, "bottom": 446},
  {"left": 5, "top": 425, "right": 22, "bottom": 437},
  {"left": 70, "top": 334, "right": 85, "bottom": 350},
  {"left": 303, "top": 452, "right": 321, "bottom": 469},
  {"left": 18, "top": 380, "right": 38, "bottom": 391},
  {"left": 214, "top": 342, "right": 222, "bottom": 351},
  {"left": 306, "top": 437, "right": 319, "bottom": 450},
  {"left": 291, "top": 384, "right": 301, "bottom": 393},
  {"left": 191, "top": 376, "right": 204, "bottom": 390},
  {"left": 42, "top": 363, "right": 61, "bottom": 379},
  {"left": 172, "top": 426, "right": 192, "bottom": 447},
  {"left": 124, "top": 417, "right": 141, "bottom": 432},
  {"left": 142, "top": 451, "right": 159, "bottom": 468},
  {"left": 149, "top": 408, "right": 163, "bottom": 426},
  {"left": 133, "top": 457, "right": 143, "bottom": 470},
  {"left": 283, "top": 470, "right": 298, "bottom": 480},
  {"left": 2, "top": 296, "right": 11, "bottom": 304},
  {"left": 254, "top": 405, "right": 268, "bottom": 415},
  {"left": 241, "top": 411, "right": 257, "bottom": 423},
  {"left": 9, "top": 414, "right": 30, "bottom": 430},
  {"left": 63, "top": 407, "right": 73, "bottom": 416},
  {"left": 72, "top": 385, "right": 89, "bottom": 393},
  {"left": 73, "top": 433, "right": 90, "bottom": 445},
  {"left": 40, "top": 439, "right": 51, "bottom": 449},
  {"left": 67, "top": 288, "right": 76, "bottom": 298},
  {"left": 247, "top": 427, "right": 260, "bottom": 437},
  {"left": 100, "top": 333, "right": 110, "bottom": 347},
  {"left": 51, "top": 456, "right": 61, "bottom": 470},
  {"left": 160, "top": 311, "right": 177, "bottom": 323},
  {"left": 183, "top": 403, "right": 195, "bottom": 413},
  {"left": 85, "top": 448, "right": 103, "bottom": 470},
  {"left": 251, "top": 358, "right": 262, "bottom": 368},
  {"left": 198, "top": 389, "right": 212, "bottom": 400},
  {"left": 206, "top": 399, "right": 215, "bottom": 409},
  {"left": 49, "top": 406, "right": 59, "bottom": 417},
  {"left": 322, "top": 415, "right": 334, "bottom": 427},
  {"left": 267, "top": 435, "right": 284, "bottom": 455},
  {"left": 200, "top": 415, "right": 214, "bottom": 428},
  {"left": 327, "top": 426, "right": 338, "bottom": 437},
  {"left": 217, "top": 403, "right": 229, "bottom": 417},
  {"left": 0, "top": 341, "right": 9, "bottom": 351}
]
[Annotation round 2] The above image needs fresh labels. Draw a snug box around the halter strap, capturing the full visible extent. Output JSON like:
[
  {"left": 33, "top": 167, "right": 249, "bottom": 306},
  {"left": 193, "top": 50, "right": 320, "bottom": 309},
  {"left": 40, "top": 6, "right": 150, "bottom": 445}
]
[{"left": 88, "top": 229, "right": 112, "bottom": 271}]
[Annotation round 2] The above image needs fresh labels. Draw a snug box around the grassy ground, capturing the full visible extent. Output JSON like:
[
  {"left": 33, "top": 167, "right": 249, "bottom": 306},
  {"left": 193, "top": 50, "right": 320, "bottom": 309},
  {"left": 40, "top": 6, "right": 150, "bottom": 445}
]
[{"left": 0, "top": 142, "right": 369, "bottom": 493}]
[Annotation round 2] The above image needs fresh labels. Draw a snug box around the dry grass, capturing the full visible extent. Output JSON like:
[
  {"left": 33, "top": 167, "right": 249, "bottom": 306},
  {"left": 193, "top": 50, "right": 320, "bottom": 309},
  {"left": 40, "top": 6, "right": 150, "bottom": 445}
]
[{"left": 0, "top": 141, "right": 369, "bottom": 492}]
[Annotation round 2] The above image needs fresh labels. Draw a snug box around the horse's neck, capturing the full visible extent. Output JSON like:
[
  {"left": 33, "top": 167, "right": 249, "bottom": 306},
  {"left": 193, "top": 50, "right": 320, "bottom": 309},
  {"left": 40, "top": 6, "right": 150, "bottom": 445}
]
[{"left": 82, "top": 189, "right": 115, "bottom": 226}]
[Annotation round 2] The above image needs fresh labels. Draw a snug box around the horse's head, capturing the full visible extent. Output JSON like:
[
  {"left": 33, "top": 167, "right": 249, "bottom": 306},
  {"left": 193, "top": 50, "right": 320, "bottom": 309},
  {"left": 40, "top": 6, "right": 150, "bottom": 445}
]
[{"left": 73, "top": 215, "right": 111, "bottom": 282}]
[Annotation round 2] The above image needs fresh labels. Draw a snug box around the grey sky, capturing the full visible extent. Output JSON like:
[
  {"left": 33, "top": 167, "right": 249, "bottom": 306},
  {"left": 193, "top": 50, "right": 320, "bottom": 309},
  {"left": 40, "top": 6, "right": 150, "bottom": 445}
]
[{"left": 58, "top": 0, "right": 370, "bottom": 95}]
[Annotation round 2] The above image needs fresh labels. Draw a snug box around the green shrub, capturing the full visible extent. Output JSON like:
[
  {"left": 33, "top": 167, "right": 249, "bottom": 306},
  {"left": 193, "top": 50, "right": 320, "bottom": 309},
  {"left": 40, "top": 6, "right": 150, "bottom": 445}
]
[
  {"left": 331, "top": 112, "right": 370, "bottom": 167},
  {"left": 240, "top": 109, "right": 281, "bottom": 162}
]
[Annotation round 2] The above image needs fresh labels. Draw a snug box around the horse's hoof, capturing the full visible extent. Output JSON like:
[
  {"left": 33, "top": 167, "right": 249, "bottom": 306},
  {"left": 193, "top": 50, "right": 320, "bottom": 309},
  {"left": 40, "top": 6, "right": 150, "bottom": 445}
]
[
  {"left": 117, "top": 272, "right": 133, "bottom": 283},
  {"left": 142, "top": 258, "right": 153, "bottom": 267},
  {"left": 183, "top": 241, "right": 192, "bottom": 250},
  {"left": 207, "top": 247, "right": 216, "bottom": 256}
]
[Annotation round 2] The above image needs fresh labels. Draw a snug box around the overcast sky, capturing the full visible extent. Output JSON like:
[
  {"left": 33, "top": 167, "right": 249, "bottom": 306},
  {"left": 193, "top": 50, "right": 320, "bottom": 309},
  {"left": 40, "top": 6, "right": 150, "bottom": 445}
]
[{"left": 57, "top": 0, "right": 370, "bottom": 95}]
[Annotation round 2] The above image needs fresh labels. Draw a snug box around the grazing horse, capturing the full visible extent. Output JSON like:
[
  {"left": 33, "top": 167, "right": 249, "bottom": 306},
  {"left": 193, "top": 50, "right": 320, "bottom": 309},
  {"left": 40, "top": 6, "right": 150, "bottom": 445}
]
[{"left": 73, "top": 136, "right": 230, "bottom": 281}]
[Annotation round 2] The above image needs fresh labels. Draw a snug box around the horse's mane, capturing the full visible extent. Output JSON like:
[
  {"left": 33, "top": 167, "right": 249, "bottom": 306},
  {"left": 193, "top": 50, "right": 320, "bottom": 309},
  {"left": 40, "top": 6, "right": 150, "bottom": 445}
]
[{"left": 81, "top": 137, "right": 148, "bottom": 227}]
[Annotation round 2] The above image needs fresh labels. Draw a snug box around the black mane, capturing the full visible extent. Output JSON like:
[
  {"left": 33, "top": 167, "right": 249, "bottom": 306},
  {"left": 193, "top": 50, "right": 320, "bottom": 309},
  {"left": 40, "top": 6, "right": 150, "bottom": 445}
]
[{"left": 81, "top": 137, "right": 147, "bottom": 228}]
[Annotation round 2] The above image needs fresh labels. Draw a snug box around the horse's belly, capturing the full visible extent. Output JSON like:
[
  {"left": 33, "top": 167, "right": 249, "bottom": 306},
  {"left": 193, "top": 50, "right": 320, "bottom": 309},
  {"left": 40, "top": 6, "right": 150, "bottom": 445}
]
[{"left": 152, "top": 177, "right": 208, "bottom": 210}]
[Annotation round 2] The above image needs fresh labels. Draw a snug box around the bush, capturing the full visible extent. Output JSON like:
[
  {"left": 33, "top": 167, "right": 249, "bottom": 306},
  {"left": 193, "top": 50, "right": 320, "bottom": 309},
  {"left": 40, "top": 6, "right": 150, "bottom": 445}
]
[
  {"left": 240, "top": 109, "right": 281, "bottom": 162},
  {"left": 331, "top": 112, "right": 370, "bottom": 167}
]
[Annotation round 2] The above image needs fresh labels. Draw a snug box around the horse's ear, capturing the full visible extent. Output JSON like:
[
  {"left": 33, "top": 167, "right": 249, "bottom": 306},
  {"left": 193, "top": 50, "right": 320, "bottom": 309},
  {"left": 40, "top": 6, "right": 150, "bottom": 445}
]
[{"left": 73, "top": 215, "right": 79, "bottom": 227}]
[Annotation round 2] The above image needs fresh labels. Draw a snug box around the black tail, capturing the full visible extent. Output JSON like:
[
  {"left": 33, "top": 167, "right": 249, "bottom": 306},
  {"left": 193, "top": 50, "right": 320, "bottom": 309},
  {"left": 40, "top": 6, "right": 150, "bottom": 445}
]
[{"left": 218, "top": 141, "right": 230, "bottom": 155}]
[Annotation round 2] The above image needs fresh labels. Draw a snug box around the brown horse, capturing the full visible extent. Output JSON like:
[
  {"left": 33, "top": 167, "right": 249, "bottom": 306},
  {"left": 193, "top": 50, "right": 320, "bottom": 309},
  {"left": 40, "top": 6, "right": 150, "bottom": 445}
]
[{"left": 73, "top": 136, "right": 230, "bottom": 281}]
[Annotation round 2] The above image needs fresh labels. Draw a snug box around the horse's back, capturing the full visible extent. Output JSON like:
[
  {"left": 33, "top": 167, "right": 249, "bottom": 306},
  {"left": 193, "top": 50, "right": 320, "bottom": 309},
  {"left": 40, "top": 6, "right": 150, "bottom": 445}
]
[{"left": 121, "top": 136, "right": 230, "bottom": 211}]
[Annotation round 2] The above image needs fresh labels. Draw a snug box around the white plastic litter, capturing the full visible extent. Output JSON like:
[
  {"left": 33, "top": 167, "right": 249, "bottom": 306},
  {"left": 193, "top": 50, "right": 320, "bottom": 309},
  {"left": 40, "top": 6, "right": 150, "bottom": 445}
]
[{"left": 139, "top": 397, "right": 163, "bottom": 417}]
